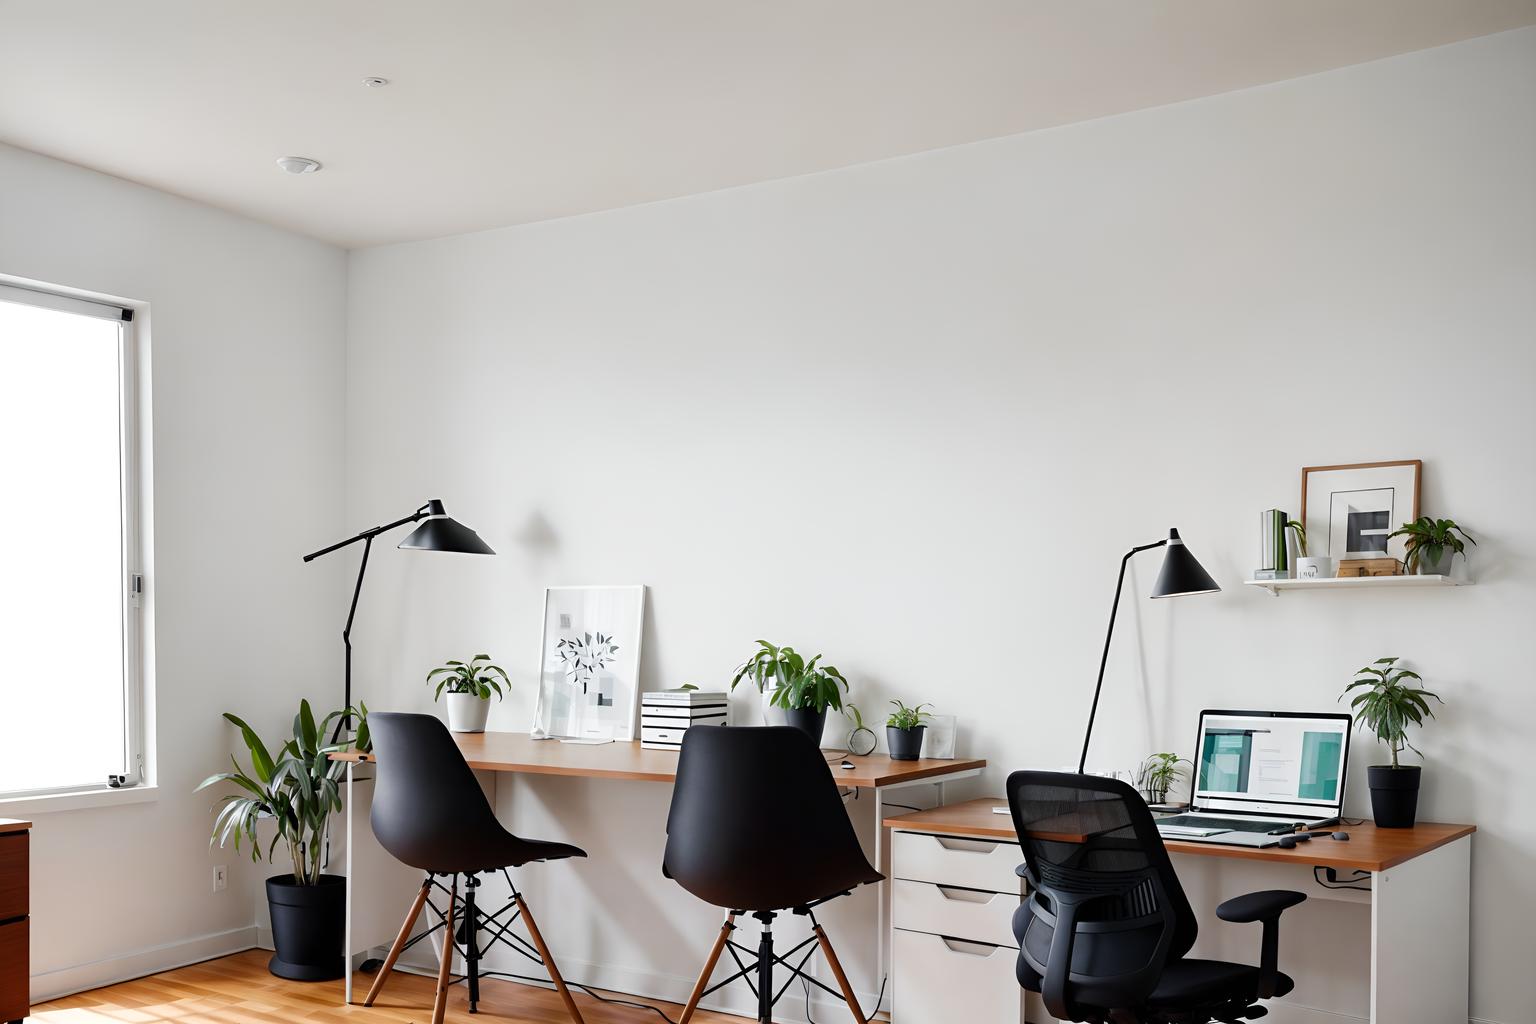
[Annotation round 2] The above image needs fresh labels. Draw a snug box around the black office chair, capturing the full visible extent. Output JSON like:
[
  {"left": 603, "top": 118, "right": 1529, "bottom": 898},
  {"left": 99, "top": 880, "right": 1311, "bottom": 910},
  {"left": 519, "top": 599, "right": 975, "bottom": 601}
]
[
  {"left": 1007, "top": 771, "right": 1306, "bottom": 1023},
  {"left": 360, "top": 712, "right": 589, "bottom": 1024},
  {"left": 664, "top": 725, "right": 883, "bottom": 1024}
]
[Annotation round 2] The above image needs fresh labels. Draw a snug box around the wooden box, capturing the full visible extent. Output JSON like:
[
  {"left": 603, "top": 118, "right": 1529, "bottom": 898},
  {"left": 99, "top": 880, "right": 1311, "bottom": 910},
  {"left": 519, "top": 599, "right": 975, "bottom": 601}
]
[{"left": 1338, "top": 557, "right": 1404, "bottom": 577}]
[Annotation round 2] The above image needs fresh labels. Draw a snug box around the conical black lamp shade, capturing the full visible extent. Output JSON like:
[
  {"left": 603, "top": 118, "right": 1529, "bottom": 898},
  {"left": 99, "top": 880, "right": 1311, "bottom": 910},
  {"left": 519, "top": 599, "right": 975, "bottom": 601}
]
[
  {"left": 1150, "top": 528, "right": 1219, "bottom": 598},
  {"left": 398, "top": 500, "right": 495, "bottom": 555}
]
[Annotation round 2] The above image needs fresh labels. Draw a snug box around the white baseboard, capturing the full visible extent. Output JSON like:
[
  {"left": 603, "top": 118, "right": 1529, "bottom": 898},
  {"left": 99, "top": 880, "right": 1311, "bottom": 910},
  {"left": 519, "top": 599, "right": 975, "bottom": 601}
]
[{"left": 30, "top": 926, "right": 259, "bottom": 1004}]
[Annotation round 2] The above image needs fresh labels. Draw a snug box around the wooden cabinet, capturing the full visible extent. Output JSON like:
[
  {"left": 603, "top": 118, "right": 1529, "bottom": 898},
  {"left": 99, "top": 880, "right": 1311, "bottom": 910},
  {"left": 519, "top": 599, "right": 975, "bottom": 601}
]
[{"left": 0, "top": 821, "right": 29, "bottom": 1024}]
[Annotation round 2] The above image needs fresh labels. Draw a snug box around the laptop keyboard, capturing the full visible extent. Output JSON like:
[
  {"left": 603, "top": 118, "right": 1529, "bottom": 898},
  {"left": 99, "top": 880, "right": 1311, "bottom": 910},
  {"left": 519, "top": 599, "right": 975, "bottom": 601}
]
[{"left": 1157, "top": 814, "right": 1289, "bottom": 833}]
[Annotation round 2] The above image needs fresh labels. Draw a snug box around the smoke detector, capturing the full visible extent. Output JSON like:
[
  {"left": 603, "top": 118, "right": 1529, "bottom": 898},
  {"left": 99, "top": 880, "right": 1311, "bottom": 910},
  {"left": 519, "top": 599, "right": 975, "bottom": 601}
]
[
  {"left": 276, "top": 156, "right": 322, "bottom": 175},
  {"left": 363, "top": 77, "right": 390, "bottom": 88}
]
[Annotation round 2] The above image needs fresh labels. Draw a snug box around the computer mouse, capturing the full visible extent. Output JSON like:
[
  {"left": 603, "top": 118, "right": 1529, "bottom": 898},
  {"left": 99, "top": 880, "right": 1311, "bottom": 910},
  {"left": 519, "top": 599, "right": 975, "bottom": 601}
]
[
  {"left": 1278, "top": 835, "right": 1297, "bottom": 848},
  {"left": 840, "top": 760, "right": 855, "bottom": 770},
  {"left": 1333, "top": 831, "right": 1349, "bottom": 841}
]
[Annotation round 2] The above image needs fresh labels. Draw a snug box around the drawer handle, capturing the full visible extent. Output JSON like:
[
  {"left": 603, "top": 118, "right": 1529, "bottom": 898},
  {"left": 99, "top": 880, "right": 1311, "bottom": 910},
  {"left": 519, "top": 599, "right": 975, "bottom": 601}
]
[
  {"left": 934, "top": 836, "right": 999, "bottom": 855},
  {"left": 940, "top": 937, "right": 1000, "bottom": 958},
  {"left": 936, "top": 886, "right": 998, "bottom": 905}
]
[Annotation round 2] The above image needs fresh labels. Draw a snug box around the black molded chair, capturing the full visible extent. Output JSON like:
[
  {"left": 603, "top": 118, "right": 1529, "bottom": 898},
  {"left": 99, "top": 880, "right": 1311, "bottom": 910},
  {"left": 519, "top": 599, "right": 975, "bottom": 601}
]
[
  {"left": 664, "top": 726, "right": 883, "bottom": 1023},
  {"left": 361, "top": 712, "right": 588, "bottom": 1024},
  {"left": 1007, "top": 771, "right": 1306, "bottom": 1023}
]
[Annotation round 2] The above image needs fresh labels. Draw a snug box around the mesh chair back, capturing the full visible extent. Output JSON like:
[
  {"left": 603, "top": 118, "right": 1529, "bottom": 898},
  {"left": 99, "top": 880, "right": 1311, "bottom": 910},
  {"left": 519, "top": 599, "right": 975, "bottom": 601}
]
[
  {"left": 663, "top": 726, "right": 879, "bottom": 912},
  {"left": 1006, "top": 770, "right": 1196, "bottom": 1020}
]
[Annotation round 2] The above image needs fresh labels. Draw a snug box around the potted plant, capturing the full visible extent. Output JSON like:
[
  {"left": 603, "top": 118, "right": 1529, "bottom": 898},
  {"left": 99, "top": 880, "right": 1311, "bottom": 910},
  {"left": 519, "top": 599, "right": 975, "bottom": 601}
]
[
  {"left": 730, "top": 641, "right": 848, "bottom": 743},
  {"left": 196, "top": 700, "right": 369, "bottom": 980},
  {"left": 1286, "top": 519, "right": 1334, "bottom": 579},
  {"left": 428, "top": 653, "right": 509, "bottom": 733},
  {"left": 886, "top": 700, "right": 932, "bottom": 761},
  {"left": 844, "top": 704, "right": 877, "bottom": 756},
  {"left": 1341, "top": 657, "right": 1441, "bottom": 828},
  {"left": 1388, "top": 516, "right": 1475, "bottom": 576},
  {"left": 1137, "top": 752, "right": 1190, "bottom": 804}
]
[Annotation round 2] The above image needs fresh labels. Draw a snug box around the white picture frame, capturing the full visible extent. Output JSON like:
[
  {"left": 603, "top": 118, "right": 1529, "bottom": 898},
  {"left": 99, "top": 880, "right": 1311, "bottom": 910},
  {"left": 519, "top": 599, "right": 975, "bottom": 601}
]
[
  {"left": 1301, "top": 461, "right": 1421, "bottom": 562},
  {"left": 531, "top": 585, "right": 646, "bottom": 741}
]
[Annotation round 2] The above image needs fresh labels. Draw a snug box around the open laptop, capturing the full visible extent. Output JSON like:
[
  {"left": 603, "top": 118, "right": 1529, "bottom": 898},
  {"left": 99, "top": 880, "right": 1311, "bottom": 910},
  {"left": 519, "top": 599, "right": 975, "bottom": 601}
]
[{"left": 1156, "top": 709, "right": 1351, "bottom": 847}]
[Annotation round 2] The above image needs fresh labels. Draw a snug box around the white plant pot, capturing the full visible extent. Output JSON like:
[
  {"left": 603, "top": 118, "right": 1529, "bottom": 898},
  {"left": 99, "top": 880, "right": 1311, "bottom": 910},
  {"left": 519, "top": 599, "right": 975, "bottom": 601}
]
[
  {"left": 444, "top": 692, "right": 491, "bottom": 733},
  {"left": 761, "top": 688, "right": 788, "bottom": 727},
  {"left": 1293, "top": 556, "right": 1336, "bottom": 580}
]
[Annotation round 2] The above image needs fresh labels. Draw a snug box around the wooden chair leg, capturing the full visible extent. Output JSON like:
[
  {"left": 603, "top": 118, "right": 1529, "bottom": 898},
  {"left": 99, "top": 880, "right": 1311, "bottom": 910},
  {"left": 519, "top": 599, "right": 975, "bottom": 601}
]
[
  {"left": 813, "top": 924, "right": 868, "bottom": 1024},
  {"left": 680, "top": 913, "right": 737, "bottom": 1024},
  {"left": 514, "top": 892, "right": 586, "bottom": 1024},
  {"left": 430, "top": 874, "right": 457, "bottom": 1024},
  {"left": 362, "top": 875, "right": 434, "bottom": 1006}
]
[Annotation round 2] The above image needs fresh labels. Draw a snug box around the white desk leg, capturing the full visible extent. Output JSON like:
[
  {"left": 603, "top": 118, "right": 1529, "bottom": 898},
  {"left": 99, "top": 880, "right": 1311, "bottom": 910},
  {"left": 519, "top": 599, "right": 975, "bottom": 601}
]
[
  {"left": 344, "top": 760, "right": 354, "bottom": 1005},
  {"left": 874, "top": 785, "right": 886, "bottom": 1014},
  {"left": 1370, "top": 835, "right": 1469, "bottom": 1024}
]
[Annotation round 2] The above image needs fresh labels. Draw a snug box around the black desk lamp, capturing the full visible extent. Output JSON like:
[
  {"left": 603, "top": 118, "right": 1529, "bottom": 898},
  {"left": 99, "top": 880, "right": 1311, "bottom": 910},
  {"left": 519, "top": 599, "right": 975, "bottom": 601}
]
[
  {"left": 1078, "top": 528, "right": 1219, "bottom": 773},
  {"left": 303, "top": 499, "right": 494, "bottom": 737}
]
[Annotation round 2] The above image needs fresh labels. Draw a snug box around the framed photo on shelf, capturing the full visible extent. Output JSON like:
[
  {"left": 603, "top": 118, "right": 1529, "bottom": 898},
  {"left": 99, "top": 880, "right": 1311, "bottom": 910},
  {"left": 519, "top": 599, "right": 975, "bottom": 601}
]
[
  {"left": 531, "top": 585, "right": 646, "bottom": 741},
  {"left": 1301, "top": 461, "right": 1421, "bottom": 563}
]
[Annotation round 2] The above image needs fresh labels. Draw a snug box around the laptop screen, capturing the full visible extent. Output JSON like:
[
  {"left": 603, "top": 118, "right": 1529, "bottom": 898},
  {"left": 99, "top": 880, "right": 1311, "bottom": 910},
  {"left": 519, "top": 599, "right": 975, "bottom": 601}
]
[{"left": 1192, "top": 710, "right": 1352, "bottom": 817}]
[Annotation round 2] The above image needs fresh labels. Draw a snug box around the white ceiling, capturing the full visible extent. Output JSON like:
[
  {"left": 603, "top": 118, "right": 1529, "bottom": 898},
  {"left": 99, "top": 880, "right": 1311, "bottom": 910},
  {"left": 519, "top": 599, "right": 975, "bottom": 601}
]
[{"left": 2, "top": 1, "right": 1533, "bottom": 249}]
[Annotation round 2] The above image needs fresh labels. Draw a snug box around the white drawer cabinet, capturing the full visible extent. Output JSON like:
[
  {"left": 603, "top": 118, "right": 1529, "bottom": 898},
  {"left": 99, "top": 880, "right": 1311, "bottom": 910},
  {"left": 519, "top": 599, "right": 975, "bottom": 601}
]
[
  {"left": 893, "top": 829, "right": 1026, "bottom": 1024},
  {"left": 892, "top": 829, "right": 1024, "bottom": 893},
  {"left": 894, "top": 929, "right": 1022, "bottom": 1023},
  {"left": 893, "top": 879, "right": 1019, "bottom": 949}
]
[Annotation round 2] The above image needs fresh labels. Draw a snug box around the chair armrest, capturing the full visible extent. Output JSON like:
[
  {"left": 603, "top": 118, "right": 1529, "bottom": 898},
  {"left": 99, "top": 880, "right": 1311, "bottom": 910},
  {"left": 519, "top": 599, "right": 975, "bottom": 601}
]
[
  {"left": 1216, "top": 889, "right": 1307, "bottom": 923},
  {"left": 1216, "top": 890, "right": 1306, "bottom": 999}
]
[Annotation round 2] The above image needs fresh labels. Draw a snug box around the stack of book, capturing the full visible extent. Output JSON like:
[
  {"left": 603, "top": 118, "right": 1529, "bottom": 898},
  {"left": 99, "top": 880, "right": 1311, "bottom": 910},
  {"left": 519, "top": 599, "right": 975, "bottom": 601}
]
[{"left": 640, "top": 689, "right": 728, "bottom": 750}]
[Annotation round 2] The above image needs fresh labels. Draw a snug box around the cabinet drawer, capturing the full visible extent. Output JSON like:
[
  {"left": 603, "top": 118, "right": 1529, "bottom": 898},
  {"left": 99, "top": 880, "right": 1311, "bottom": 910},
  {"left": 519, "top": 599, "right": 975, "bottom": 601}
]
[
  {"left": 0, "top": 833, "right": 26, "bottom": 922},
  {"left": 0, "top": 918, "right": 27, "bottom": 1021},
  {"left": 893, "top": 928, "right": 1021, "bottom": 1024},
  {"left": 893, "top": 879, "right": 1019, "bottom": 948},
  {"left": 892, "top": 829, "right": 1022, "bottom": 894}
]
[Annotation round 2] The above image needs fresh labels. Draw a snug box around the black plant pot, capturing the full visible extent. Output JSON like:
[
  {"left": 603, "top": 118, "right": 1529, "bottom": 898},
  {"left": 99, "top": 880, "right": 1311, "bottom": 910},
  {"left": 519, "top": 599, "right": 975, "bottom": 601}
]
[
  {"left": 783, "top": 707, "right": 828, "bottom": 746},
  {"left": 887, "top": 725, "right": 926, "bottom": 761},
  {"left": 267, "top": 874, "right": 346, "bottom": 980},
  {"left": 1367, "top": 765, "right": 1421, "bottom": 829}
]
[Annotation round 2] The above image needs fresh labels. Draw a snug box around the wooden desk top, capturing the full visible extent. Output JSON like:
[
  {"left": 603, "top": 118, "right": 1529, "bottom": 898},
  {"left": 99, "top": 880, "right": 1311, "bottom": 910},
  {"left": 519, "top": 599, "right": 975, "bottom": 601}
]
[
  {"left": 0, "top": 819, "right": 30, "bottom": 835},
  {"left": 332, "top": 730, "right": 984, "bottom": 790},
  {"left": 884, "top": 798, "right": 1475, "bottom": 873}
]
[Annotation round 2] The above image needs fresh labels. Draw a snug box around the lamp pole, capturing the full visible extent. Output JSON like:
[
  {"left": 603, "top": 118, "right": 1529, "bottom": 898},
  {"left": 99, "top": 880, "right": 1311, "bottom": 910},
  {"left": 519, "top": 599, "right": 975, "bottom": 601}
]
[{"left": 1078, "top": 528, "right": 1220, "bottom": 774}]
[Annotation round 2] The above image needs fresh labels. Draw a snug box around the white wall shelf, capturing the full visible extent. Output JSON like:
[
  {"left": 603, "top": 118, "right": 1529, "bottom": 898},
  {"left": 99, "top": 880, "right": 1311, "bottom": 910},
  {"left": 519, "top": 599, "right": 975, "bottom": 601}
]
[{"left": 1245, "top": 574, "right": 1471, "bottom": 595}]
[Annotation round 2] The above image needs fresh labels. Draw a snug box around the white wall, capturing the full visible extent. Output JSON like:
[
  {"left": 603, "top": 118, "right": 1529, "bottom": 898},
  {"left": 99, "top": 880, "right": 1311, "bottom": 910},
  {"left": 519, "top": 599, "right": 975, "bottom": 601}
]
[
  {"left": 0, "top": 142, "right": 349, "bottom": 997},
  {"left": 345, "top": 28, "right": 1535, "bottom": 1024}
]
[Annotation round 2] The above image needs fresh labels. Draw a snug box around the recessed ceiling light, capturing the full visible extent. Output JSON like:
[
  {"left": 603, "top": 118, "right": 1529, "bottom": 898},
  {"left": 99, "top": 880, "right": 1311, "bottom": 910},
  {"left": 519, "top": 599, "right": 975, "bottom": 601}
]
[
  {"left": 363, "top": 77, "right": 389, "bottom": 88},
  {"left": 276, "top": 156, "right": 323, "bottom": 175}
]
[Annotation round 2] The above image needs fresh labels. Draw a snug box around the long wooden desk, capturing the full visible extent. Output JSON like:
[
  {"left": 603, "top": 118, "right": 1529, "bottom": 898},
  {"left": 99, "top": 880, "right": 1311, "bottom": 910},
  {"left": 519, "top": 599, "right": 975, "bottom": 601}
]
[
  {"left": 883, "top": 798, "right": 1475, "bottom": 1024},
  {"left": 333, "top": 732, "right": 985, "bottom": 1010},
  {"left": 332, "top": 730, "right": 984, "bottom": 789}
]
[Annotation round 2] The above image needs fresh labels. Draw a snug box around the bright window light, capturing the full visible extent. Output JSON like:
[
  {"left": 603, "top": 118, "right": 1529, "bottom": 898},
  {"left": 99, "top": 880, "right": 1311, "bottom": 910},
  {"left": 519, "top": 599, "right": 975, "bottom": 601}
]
[{"left": 0, "top": 287, "right": 143, "bottom": 798}]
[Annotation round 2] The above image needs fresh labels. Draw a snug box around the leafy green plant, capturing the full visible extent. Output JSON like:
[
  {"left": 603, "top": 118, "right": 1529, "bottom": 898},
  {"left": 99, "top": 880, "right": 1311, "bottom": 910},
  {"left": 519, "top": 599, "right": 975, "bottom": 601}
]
[
  {"left": 1341, "top": 657, "right": 1442, "bottom": 768},
  {"left": 1285, "top": 519, "right": 1308, "bottom": 558},
  {"left": 730, "top": 641, "right": 849, "bottom": 712},
  {"left": 195, "top": 699, "right": 370, "bottom": 885},
  {"left": 1387, "top": 517, "right": 1476, "bottom": 573},
  {"left": 1138, "top": 752, "right": 1190, "bottom": 800},
  {"left": 428, "top": 654, "right": 510, "bottom": 701},
  {"left": 886, "top": 700, "right": 933, "bottom": 730}
]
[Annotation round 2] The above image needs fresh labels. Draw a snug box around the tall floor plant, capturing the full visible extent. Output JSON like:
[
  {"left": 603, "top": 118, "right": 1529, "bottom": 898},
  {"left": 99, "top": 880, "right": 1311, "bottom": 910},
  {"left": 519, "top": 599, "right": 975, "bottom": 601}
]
[{"left": 196, "top": 699, "right": 370, "bottom": 884}]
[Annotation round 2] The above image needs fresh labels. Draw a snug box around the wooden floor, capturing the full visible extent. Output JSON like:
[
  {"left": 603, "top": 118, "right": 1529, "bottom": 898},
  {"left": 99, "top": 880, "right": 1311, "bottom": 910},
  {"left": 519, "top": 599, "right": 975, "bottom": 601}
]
[{"left": 32, "top": 950, "right": 747, "bottom": 1024}]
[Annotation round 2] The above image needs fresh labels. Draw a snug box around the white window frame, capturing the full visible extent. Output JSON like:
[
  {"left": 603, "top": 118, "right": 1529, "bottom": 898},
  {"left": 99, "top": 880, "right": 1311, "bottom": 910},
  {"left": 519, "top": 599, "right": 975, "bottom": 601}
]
[{"left": 0, "top": 281, "right": 148, "bottom": 807}]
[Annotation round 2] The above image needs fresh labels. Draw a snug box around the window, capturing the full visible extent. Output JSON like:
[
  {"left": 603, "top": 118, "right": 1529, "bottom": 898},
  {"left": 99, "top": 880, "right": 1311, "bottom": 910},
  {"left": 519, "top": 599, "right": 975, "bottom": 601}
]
[{"left": 0, "top": 282, "right": 144, "bottom": 799}]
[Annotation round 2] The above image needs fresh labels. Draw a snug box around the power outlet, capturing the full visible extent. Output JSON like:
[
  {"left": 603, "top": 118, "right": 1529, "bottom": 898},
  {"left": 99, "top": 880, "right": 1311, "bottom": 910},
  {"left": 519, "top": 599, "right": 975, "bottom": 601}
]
[{"left": 213, "top": 864, "right": 228, "bottom": 893}]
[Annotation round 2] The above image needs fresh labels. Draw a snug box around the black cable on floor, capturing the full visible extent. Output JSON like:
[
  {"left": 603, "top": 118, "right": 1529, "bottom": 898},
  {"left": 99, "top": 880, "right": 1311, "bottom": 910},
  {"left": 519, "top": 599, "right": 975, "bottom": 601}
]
[{"left": 475, "top": 969, "right": 682, "bottom": 1024}]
